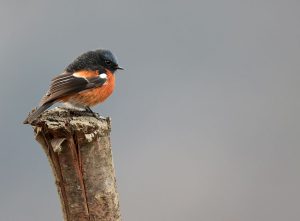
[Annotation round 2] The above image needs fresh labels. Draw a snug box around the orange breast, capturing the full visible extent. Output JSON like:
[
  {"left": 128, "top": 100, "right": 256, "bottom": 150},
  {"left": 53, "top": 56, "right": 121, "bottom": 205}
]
[{"left": 62, "top": 70, "right": 115, "bottom": 107}]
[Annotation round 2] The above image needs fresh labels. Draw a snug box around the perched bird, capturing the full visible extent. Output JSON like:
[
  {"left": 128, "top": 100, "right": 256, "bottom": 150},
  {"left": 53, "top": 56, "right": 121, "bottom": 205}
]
[{"left": 24, "top": 49, "right": 123, "bottom": 124}]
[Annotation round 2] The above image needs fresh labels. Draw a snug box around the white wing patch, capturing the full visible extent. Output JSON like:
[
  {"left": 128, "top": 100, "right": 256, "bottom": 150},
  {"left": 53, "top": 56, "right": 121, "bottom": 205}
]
[
  {"left": 99, "top": 73, "right": 107, "bottom": 79},
  {"left": 72, "top": 72, "right": 88, "bottom": 81}
]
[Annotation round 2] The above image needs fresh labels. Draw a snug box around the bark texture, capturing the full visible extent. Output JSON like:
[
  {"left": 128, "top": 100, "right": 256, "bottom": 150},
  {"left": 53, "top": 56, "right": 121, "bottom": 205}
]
[{"left": 30, "top": 107, "right": 121, "bottom": 221}]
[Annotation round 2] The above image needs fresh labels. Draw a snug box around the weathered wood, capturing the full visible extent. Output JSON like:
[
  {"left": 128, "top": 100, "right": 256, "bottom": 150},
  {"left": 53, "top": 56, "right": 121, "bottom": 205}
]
[{"left": 30, "top": 107, "right": 121, "bottom": 221}]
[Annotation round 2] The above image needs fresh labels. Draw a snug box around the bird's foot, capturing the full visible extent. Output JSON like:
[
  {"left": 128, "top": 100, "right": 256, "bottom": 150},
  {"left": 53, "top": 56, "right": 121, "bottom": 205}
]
[
  {"left": 59, "top": 106, "right": 103, "bottom": 120},
  {"left": 85, "top": 107, "right": 100, "bottom": 119}
]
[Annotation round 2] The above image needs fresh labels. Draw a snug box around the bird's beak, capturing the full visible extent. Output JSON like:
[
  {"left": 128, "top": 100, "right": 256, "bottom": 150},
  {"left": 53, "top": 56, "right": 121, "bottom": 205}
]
[{"left": 117, "top": 66, "right": 124, "bottom": 70}]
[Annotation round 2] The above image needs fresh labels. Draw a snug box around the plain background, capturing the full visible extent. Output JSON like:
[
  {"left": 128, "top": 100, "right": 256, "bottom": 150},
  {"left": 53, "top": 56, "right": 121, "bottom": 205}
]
[{"left": 1, "top": 0, "right": 300, "bottom": 220}]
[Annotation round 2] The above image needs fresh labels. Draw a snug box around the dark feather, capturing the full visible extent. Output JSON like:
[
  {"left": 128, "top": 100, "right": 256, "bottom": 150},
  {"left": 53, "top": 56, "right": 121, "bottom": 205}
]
[
  {"left": 40, "top": 71, "right": 107, "bottom": 105},
  {"left": 24, "top": 70, "right": 107, "bottom": 123},
  {"left": 23, "top": 102, "right": 54, "bottom": 124}
]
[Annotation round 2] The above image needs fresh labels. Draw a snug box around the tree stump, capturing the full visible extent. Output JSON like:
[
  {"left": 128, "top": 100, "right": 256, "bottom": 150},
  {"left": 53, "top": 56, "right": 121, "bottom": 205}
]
[{"left": 28, "top": 107, "right": 121, "bottom": 221}]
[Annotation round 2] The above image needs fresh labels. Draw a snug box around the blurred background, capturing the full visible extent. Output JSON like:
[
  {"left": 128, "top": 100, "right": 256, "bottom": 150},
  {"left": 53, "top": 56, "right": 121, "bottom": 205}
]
[{"left": 1, "top": 0, "right": 300, "bottom": 220}]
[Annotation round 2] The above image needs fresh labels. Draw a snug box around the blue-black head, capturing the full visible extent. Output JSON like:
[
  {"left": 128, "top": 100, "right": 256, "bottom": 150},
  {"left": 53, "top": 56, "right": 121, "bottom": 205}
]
[
  {"left": 66, "top": 49, "right": 123, "bottom": 73},
  {"left": 95, "top": 49, "right": 123, "bottom": 72}
]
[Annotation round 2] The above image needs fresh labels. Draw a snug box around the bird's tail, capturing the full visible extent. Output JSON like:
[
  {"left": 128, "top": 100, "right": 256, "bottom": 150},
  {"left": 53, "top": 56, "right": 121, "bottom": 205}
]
[{"left": 23, "top": 102, "right": 54, "bottom": 124}]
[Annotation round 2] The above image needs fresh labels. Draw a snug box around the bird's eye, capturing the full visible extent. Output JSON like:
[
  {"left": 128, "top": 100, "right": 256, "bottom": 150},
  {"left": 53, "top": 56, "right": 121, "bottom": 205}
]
[{"left": 105, "top": 60, "right": 112, "bottom": 65}]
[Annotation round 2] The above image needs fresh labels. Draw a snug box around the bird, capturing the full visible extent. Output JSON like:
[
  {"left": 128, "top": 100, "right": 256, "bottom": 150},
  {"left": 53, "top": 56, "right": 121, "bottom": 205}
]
[{"left": 23, "top": 49, "right": 123, "bottom": 124}]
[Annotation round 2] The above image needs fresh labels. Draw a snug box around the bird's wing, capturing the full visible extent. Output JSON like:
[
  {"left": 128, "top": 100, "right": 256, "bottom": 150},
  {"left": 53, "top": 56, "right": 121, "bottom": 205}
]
[{"left": 40, "top": 70, "right": 107, "bottom": 105}]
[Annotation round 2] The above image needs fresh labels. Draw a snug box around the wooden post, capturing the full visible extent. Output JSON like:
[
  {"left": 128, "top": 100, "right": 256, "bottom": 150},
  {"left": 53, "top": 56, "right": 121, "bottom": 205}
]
[{"left": 28, "top": 107, "right": 121, "bottom": 221}]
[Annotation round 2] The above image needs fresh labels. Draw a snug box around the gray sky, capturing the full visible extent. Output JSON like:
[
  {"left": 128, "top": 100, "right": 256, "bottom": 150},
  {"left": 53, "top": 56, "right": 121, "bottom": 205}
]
[{"left": 1, "top": 0, "right": 300, "bottom": 220}]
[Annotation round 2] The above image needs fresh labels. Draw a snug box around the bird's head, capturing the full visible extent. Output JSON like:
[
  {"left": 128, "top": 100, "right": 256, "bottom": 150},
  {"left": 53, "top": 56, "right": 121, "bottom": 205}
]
[{"left": 96, "top": 49, "right": 123, "bottom": 72}]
